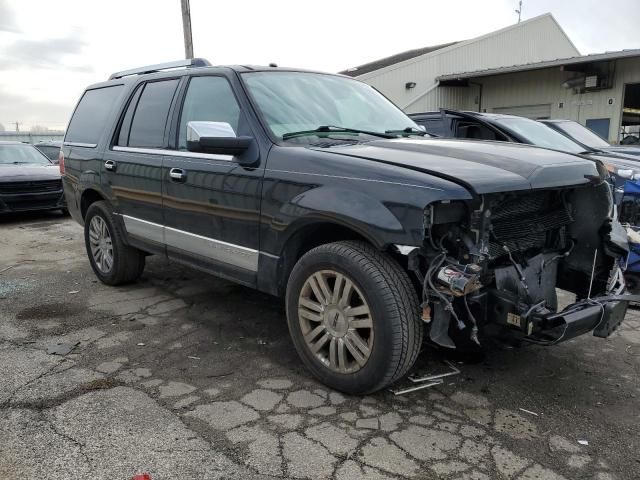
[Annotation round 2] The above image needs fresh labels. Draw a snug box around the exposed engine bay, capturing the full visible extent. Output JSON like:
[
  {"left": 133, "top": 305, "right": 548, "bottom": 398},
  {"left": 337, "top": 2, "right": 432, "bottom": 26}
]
[{"left": 410, "top": 181, "right": 632, "bottom": 349}]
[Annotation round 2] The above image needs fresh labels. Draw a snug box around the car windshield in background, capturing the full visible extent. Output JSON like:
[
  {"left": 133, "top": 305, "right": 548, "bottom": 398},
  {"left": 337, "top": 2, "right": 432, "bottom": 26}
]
[
  {"left": 492, "top": 117, "right": 585, "bottom": 154},
  {"left": 552, "top": 120, "right": 611, "bottom": 149},
  {"left": 242, "top": 71, "right": 421, "bottom": 142},
  {"left": 0, "top": 144, "right": 51, "bottom": 165}
]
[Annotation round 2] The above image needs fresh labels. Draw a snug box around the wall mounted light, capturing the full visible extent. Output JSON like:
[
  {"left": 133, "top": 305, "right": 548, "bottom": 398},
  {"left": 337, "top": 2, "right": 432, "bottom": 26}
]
[{"left": 405, "top": 81, "right": 417, "bottom": 89}]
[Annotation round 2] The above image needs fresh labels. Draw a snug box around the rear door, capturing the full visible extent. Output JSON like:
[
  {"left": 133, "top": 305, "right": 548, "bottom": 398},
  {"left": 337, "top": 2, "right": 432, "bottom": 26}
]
[
  {"left": 162, "top": 74, "right": 263, "bottom": 285},
  {"left": 104, "top": 78, "right": 181, "bottom": 248}
]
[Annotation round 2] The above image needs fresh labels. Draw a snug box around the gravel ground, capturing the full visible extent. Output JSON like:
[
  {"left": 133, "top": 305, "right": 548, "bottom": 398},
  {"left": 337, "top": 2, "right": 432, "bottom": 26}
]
[{"left": 1, "top": 211, "right": 639, "bottom": 480}]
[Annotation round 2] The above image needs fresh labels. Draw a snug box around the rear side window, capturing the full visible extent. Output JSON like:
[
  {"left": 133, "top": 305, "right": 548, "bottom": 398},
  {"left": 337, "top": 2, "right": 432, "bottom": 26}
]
[
  {"left": 414, "top": 117, "right": 449, "bottom": 137},
  {"left": 66, "top": 85, "right": 123, "bottom": 145},
  {"left": 121, "top": 79, "right": 179, "bottom": 148}
]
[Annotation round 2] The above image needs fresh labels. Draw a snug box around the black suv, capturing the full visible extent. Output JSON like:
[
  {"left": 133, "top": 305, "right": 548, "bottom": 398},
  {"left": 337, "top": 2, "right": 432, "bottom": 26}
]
[{"left": 63, "top": 59, "right": 635, "bottom": 394}]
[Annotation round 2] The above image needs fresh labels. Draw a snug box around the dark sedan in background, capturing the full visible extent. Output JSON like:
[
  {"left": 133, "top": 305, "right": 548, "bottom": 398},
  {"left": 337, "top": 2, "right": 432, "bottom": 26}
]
[{"left": 0, "top": 141, "right": 66, "bottom": 214}]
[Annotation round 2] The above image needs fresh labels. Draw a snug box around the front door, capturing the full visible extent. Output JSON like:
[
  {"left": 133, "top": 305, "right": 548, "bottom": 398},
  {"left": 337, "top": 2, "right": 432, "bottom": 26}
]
[
  {"left": 162, "top": 74, "right": 263, "bottom": 285},
  {"left": 103, "top": 78, "right": 181, "bottom": 248}
]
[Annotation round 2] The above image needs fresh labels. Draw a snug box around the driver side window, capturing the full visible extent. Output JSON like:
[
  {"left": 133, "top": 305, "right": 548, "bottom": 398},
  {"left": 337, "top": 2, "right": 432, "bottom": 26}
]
[{"left": 178, "top": 76, "right": 242, "bottom": 150}]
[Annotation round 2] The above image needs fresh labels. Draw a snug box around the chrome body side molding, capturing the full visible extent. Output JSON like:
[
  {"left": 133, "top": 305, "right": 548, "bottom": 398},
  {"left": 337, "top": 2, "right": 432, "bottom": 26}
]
[{"left": 120, "top": 214, "right": 258, "bottom": 272}]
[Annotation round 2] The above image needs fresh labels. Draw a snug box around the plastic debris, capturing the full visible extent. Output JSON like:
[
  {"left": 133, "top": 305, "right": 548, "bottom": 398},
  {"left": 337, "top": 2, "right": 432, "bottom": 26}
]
[
  {"left": 68, "top": 290, "right": 80, "bottom": 294},
  {"left": 131, "top": 474, "right": 152, "bottom": 480},
  {"left": 578, "top": 440, "right": 589, "bottom": 446},
  {"left": 187, "top": 355, "right": 200, "bottom": 360},
  {"left": 47, "top": 341, "right": 80, "bottom": 356},
  {"left": 136, "top": 342, "right": 145, "bottom": 347},
  {"left": 519, "top": 408, "right": 539, "bottom": 416}
]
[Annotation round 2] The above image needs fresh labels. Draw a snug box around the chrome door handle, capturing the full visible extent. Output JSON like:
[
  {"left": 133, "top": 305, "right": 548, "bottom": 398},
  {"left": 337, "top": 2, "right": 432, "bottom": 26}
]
[
  {"left": 104, "top": 160, "right": 116, "bottom": 171},
  {"left": 169, "top": 168, "right": 186, "bottom": 182}
]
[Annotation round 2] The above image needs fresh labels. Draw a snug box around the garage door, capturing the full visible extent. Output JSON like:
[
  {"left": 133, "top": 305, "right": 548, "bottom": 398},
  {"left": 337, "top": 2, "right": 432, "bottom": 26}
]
[{"left": 492, "top": 104, "right": 552, "bottom": 119}]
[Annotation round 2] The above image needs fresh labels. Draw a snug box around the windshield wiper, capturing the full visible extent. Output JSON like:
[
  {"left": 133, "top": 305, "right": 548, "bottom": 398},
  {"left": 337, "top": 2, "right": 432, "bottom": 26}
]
[
  {"left": 385, "top": 127, "right": 428, "bottom": 137},
  {"left": 282, "top": 125, "right": 395, "bottom": 140}
]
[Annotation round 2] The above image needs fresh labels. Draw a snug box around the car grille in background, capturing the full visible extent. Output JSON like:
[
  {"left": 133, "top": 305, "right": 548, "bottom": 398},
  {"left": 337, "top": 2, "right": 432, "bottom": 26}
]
[
  {"left": 488, "top": 190, "right": 573, "bottom": 258},
  {"left": 0, "top": 179, "right": 62, "bottom": 195}
]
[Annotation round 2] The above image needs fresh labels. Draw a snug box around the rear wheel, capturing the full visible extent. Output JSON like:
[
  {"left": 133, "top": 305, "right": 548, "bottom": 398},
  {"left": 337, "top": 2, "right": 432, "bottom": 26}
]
[
  {"left": 286, "top": 241, "right": 423, "bottom": 394},
  {"left": 84, "top": 201, "right": 145, "bottom": 285}
]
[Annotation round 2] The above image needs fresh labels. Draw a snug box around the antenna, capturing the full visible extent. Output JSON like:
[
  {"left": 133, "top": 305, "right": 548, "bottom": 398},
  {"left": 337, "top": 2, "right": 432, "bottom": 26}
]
[{"left": 515, "top": 0, "right": 523, "bottom": 23}]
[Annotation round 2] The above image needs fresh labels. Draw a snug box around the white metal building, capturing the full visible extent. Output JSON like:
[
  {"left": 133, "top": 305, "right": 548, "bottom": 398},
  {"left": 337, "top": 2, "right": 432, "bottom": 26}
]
[{"left": 341, "top": 13, "right": 640, "bottom": 144}]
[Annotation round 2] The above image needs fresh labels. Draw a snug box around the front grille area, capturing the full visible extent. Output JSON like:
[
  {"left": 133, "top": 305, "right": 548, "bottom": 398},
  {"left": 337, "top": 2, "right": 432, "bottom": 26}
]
[
  {"left": 0, "top": 179, "right": 62, "bottom": 194},
  {"left": 488, "top": 190, "right": 573, "bottom": 258}
]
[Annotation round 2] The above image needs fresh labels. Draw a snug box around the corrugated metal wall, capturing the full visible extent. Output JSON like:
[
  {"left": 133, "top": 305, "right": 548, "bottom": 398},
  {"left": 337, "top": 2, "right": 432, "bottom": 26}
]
[
  {"left": 356, "top": 14, "right": 579, "bottom": 113},
  {"left": 479, "top": 57, "right": 640, "bottom": 142}
]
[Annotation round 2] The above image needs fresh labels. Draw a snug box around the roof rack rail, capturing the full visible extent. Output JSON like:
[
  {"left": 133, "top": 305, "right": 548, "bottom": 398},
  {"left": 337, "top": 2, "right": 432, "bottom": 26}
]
[{"left": 108, "top": 58, "right": 211, "bottom": 80}]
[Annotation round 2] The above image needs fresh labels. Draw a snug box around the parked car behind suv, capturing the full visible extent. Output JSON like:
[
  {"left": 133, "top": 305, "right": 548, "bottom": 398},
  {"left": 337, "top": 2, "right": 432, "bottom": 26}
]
[
  {"left": 541, "top": 119, "right": 640, "bottom": 158},
  {"left": 35, "top": 141, "right": 63, "bottom": 163},
  {"left": 0, "top": 141, "right": 65, "bottom": 214},
  {"left": 63, "top": 59, "right": 636, "bottom": 393}
]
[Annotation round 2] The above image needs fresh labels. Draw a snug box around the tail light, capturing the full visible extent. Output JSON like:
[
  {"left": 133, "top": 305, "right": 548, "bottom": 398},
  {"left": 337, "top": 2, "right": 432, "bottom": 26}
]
[{"left": 58, "top": 150, "right": 65, "bottom": 175}]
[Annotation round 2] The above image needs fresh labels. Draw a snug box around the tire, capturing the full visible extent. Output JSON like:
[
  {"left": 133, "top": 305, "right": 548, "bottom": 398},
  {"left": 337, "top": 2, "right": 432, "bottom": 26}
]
[
  {"left": 84, "top": 201, "right": 145, "bottom": 285},
  {"left": 285, "top": 240, "right": 423, "bottom": 394},
  {"left": 625, "top": 272, "right": 640, "bottom": 295}
]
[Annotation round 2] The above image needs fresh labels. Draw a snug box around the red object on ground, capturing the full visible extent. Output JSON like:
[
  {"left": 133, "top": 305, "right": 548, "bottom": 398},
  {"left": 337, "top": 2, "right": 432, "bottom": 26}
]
[{"left": 131, "top": 474, "right": 152, "bottom": 480}]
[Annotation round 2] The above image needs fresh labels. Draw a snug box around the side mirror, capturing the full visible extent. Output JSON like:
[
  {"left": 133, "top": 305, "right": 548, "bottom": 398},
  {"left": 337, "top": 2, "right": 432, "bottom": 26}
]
[{"left": 186, "top": 121, "right": 252, "bottom": 156}]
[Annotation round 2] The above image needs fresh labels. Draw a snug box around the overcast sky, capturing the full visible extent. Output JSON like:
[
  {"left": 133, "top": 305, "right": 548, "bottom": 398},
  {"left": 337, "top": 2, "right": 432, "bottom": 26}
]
[{"left": 1, "top": 0, "right": 639, "bottom": 131}]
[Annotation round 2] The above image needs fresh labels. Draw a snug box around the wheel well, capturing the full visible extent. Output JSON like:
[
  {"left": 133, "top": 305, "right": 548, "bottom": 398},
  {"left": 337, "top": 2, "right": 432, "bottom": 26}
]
[
  {"left": 80, "top": 189, "right": 106, "bottom": 220},
  {"left": 276, "top": 222, "right": 374, "bottom": 296}
]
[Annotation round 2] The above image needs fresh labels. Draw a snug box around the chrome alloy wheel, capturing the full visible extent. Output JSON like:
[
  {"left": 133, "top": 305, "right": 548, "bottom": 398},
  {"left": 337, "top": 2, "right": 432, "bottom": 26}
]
[
  {"left": 298, "top": 270, "right": 374, "bottom": 373},
  {"left": 88, "top": 216, "right": 114, "bottom": 273}
]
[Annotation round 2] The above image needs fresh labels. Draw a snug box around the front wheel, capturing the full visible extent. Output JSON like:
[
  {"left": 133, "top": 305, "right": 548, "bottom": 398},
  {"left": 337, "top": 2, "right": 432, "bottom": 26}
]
[
  {"left": 84, "top": 201, "right": 145, "bottom": 285},
  {"left": 286, "top": 241, "right": 423, "bottom": 394}
]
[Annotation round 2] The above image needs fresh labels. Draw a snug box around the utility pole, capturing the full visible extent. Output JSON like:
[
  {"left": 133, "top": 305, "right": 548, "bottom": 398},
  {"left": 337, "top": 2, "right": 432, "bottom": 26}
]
[
  {"left": 180, "top": 0, "right": 194, "bottom": 59},
  {"left": 13, "top": 121, "right": 21, "bottom": 132},
  {"left": 515, "top": 0, "right": 523, "bottom": 23}
]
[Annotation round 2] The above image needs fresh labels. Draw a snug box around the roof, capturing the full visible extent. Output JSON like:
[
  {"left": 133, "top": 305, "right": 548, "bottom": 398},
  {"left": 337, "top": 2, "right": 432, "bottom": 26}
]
[
  {"left": 338, "top": 42, "right": 458, "bottom": 78},
  {"left": 438, "top": 48, "right": 640, "bottom": 81},
  {"left": 338, "top": 14, "right": 578, "bottom": 79}
]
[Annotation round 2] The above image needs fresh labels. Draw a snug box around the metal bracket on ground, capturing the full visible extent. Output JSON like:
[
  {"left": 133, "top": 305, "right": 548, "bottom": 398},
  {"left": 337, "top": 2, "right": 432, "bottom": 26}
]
[{"left": 389, "top": 360, "right": 461, "bottom": 395}]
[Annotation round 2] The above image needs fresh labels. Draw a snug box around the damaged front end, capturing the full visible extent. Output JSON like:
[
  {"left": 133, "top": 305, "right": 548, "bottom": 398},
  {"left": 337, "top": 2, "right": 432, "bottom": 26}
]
[{"left": 410, "top": 180, "right": 637, "bottom": 349}]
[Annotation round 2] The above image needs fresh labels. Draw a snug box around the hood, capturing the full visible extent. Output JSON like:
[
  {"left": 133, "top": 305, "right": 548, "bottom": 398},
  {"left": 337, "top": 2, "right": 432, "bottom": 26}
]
[
  {"left": 0, "top": 164, "right": 60, "bottom": 182},
  {"left": 314, "top": 138, "right": 599, "bottom": 195}
]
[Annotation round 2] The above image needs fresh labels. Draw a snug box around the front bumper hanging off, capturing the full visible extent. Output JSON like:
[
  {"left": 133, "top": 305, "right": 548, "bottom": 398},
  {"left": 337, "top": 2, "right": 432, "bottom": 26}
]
[{"left": 525, "top": 293, "right": 640, "bottom": 344}]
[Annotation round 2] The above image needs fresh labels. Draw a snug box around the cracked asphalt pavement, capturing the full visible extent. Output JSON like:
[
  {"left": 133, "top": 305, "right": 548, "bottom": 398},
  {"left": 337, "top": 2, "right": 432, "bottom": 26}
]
[{"left": 1, "top": 212, "right": 639, "bottom": 480}]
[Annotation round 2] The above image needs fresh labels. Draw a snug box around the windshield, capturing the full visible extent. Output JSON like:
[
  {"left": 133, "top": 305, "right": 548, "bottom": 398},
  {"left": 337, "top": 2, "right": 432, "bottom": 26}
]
[
  {"left": 0, "top": 144, "right": 52, "bottom": 165},
  {"left": 242, "top": 71, "right": 420, "bottom": 142},
  {"left": 491, "top": 117, "right": 585, "bottom": 154},
  {"left": 551, "top": 121, "right": 611, "bottom": 149}
]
